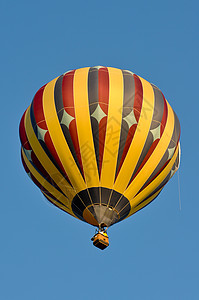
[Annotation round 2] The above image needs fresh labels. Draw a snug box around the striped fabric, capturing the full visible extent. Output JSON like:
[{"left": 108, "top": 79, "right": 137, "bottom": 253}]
[{"left": 19, "top": 66, "right": 180, "bottom": 228}]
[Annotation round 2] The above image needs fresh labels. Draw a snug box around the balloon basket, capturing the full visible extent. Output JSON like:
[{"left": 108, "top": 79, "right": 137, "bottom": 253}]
[{"left": 92, "top": 233, "right": 109, "bottom": 250}]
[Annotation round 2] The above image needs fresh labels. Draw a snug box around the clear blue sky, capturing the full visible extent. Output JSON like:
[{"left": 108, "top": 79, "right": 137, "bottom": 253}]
[{"left": 1, "top": 0, "right": 198, "bottom": 299}]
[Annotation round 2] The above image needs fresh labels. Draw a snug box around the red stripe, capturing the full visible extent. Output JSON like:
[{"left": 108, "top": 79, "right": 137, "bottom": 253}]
[
  {"left": 62, "top": 70, "right": 84, "bottom": 177},
  {"left": 133, "top": 74, "right": 143, "bottom": 122},
  {"left": 98, "top": 67, "right": 109, "bottom": 114},
  {"left": 62, "top": 70, "right": 76, "bottom": 117},
  {"left": 19, "top": 110, "right": 31, "bottom": 150},
  {"left": 160, "top": 93, "right": 168, "bottom": 136},
  {"left": 98, "top": 67, "right": 109, "bottom": 177},
  {"left": 33, "top": 85, "right": 47, "bottom": 130}
]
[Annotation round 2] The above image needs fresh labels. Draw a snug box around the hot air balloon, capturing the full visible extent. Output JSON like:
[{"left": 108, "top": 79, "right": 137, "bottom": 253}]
[{"left": 19, "top": 66, "right": 180, "bottom": 250}]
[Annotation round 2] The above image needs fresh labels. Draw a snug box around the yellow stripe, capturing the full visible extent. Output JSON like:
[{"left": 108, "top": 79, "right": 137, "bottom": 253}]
[
  {"left": 124, "top": 100, "right": 175, "bottom": 201},
  {"left": 127, "top": 144, "right": 179, "bottom": 218},
  {"left": 137, "top": 142, "right": 179, "bottom": 205},
  {"left": 127, "top": 145, "right": 179, "bottom": 217},
  {"left": 100, "top": 67, "right": 124, "bottom": 188},
  {"left": 129, "top": 188, "right": 163, "bottom": 217},
  {"left": 113, "top": 76, "right": 155, "bottom": 193},
  {"left": 42, "top": 191, "right": 77, "bottom": 218},
  {"left": 25, "top": 107, "right": 75, "bottom": 200},
  {"left": 22, "top": 148, "right": 72, "bottom": 210},
  {"left": 73, "top": 68, "right": 99, "bottom": 187},
  {"left": 128, "top": 143, "right": 179, "bottom": 216},
  {"left": 42, "top": 77, "right": 86, "bottom": 193}
]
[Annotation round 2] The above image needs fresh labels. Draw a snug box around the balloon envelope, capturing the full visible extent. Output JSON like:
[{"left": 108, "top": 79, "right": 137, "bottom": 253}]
[{"left": 19, "top": 66, "right": 180, "bottom": 227}]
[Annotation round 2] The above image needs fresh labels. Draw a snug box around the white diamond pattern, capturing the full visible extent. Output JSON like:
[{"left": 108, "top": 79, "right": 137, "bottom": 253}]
[
  {"left": 150, "top": 124, "right": 161, "bottom": 142},
  {"left": 168, "top": 146, "right": 176, "bottom": 160},
  {"left": 24, "top": 149, "right": 32, "bottom": 162},
  {"left": 60, "top": 109, "right": 75, "bottom": 128},
  {"left": 123, "top": 109, "right": 137, "bottom": 128},
  {"left": 91, "top": 104, "right": 106, "bottom": 123},
  {"left": 37, "top": 125, "right": 48, "bottom": 142}
]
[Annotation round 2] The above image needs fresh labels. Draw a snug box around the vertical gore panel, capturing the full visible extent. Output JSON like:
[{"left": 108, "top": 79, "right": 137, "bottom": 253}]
[
  {"left": 98, "top": 67, "right": 109, "bottom": 114},
  {"left": 73, "top": 67, "right": 99, "bottom": 188},
  {"left": 122, "top": 70, "right": 135, "bottom": 117},
  {"left": 170, "top": 111, "right": 181, "bottom": 146},
  {"left": 88, "top": 67, "right": 100, "bottom": 173},
  {"left": 115, "top": 70, "right": 135, "bottom": 176},
  {"left": 100, "top": 67, "right": 124, "bottom": 188},
  {"left": 62, "top": 70, "right": 76, "bottom": 117},
  {"left": 151, "top": 85, "right": 165, "bottom": 129},
  {"left": 32, "top": 86, "right": 47, "bottom": 130},
  {"left": 88, "top": 67, "right": 98, "bottom": 113},
  {"left": 98, "top": 67, "right": 109, "bottom": 175},
  {"left": 88, "top": 187, "right": 100, "bottom": 204},
  {"left": 54, "top": 75, "right": 64, "bottom": 116},
  {"left": 133, "top": 74, "right": 143, "bottom": 122},
  {"left": 101, "top": 188, "right": 112, "bottom": 205}
]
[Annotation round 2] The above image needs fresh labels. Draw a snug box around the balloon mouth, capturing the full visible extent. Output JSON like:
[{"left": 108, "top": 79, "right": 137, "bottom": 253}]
[
  {"left": 71, "top": 187, "right": 130, "bottom": 227},
  {"left": 83, "top": 204, "right": 119, "bottom": 227}
]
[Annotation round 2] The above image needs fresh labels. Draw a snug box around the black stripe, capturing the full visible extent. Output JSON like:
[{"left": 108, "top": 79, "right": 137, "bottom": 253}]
[
  {"left": 169, "top": 111, "right": 181, "bottom": 147},
  {"left": 54, "top": 75, "right": 64, "bottom": 116},
  {"left": 88, "top": 67, "right": 98, "bottom": 113},
  {"left": 88, "top": 187, "right": 100, "bottom": 204},
  {"left": 101, "top": 187, "right": 112, "bottom": 205},
  {"left": 151, "top": 84, "right": 165, "bottom": 129},
  {"left": 122, "top": 70, "right": 135, "bottom": 117},
  {"left": 115, "top": 70, "right": 135, "bottom": 177},
  {"left": 88, "top": 67, "right": 100, "bottom": 173}
]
